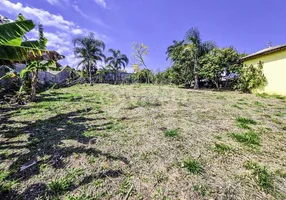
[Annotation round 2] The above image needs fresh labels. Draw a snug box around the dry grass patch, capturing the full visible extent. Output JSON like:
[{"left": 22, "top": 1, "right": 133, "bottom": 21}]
[{"left": 0, "top": 84, "right": 285, "bottom": 199}]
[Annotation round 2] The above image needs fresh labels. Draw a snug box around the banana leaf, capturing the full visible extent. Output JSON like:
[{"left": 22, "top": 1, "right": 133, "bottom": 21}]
[{"left": 0, "top": 20, "right": 35, "bottom": 45}]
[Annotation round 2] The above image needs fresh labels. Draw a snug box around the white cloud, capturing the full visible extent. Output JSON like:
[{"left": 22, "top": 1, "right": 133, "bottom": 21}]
[
  {"left": 0, "top": 0, "right": 74, "bottom": 31},
  {"left": 94, "top": 0, "right": 107, "bottom": 8},
  {"left": 46, "top": 0, "right": 69, "bottom": 6},
  {"left": 0, "top": 0, "right": 108, "bottom": 68}
]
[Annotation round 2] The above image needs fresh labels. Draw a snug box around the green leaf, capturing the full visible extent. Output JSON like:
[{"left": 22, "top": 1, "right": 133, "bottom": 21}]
[
  {"left": 6, "top": 38, "right": 22, "bottom": 46},
  {"left": 21, "top": 40, "right": 40, "bottom": 48},
  {"left": 0, "top": 20, "right": 35, "bottom": 45},
  {"left": 0, "top": 44, "right": 46, "bottom": 61}
]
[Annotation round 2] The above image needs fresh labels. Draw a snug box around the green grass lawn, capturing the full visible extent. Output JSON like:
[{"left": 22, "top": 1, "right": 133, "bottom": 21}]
[{"left": 0, "top": 84, "right": 285, "bottom": 199}]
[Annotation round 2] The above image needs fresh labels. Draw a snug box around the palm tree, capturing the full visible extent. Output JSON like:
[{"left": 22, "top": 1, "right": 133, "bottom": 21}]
[
  {"left": 185, "top": 28, "right": 216, "bottom": 89},
  {"left": 73, "top": 33, "right": 105, "bottom": 85},
  {"left": 106, "top": 49, "right": 129, "bottom": 84},
  {"left": 166, "top": 40, "right": 184, "bottom": 61}
]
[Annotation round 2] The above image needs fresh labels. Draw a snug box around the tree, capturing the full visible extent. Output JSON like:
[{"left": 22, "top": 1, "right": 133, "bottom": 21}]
[
  {"left": 132, "top": 42, "right": 148, "bottom": 68},
  {"left": 185, "top": 28, "right": 216, "bottom": 89},
  {"left": 20, "top": 23, "right": 61, "bottom": 101},
  {"left": 132, "top": 69, "right": 154, "bottom": 84},
  {"left": 132, "top": 42, "right": 152, "bottom": 83},
  {"left": 105, "top": 49, "right": 129, "bottom": 84},
  {"left": 0, "top": 14, "right": 62, "bottom": 101},
  {"left": 199, "top": 47, "right": 243, "bottom": 88},
  {"left": 73, "top": 33, "right": 105, "bottom": 85}
]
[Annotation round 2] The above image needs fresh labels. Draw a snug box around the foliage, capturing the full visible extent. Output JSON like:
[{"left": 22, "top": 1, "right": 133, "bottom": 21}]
[
  {"left": 236, "top": 62, "right": 267, "bottom": 92},
  {"left": 164, "top": 129, "right": 179, "bottom": 137},
  {"left": 244, "top": 161, "right": 274, "bottom": 193},
  {"left": 132, "top": 68, "right": 154, "bottom": 84},
  {"left": 236, "top": 117, "right": 257, "bottom": 124},
  {"left": 73, "top": 33, "right": 105, "bottom": 84},
  {"left": 229, "top": 131, "right": 260, "bottom": 147},
  {"left": 132, "top": 42, "right": 149, "bottom": 68},
  {"left": 106, "top": 49, "right": 129, "bottom": 84},
  {"left": 182, "top": 158, "right": 204, "bottom": 174},
  {"left": 0, "top": 14, "right": 55, "bottom": 63},
  {"left": 214, "top": 143, "right": 233, "bottom": 154},
  {"left": 199, "top": 47, "right": 242, "bottom": 88}
]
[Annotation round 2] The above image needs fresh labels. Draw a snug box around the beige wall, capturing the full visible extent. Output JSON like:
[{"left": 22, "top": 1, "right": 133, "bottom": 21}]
[{"left": 244, "top": 50, "right": 286, "bottom": 95}]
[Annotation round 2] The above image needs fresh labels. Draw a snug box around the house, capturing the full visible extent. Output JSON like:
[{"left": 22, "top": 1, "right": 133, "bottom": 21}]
[
  {"left": 38, "top": 66, "right": 72, "bottom": 84},
  {"left": 241, "top": 44, "right": 286, "bottom": 95}
]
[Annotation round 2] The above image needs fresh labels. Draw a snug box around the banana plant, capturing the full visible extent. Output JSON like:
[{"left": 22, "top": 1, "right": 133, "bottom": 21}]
[{"left": 0, "top": 14, "right": 63, "bottom": 101}]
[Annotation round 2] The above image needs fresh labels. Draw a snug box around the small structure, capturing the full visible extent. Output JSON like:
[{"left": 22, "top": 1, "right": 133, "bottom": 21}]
[
  {"left": 38, "top": 65, "right": 72, "bottom": 84},
  {"left": 242, "top": 44, "right": 286, "bottom": 95}
]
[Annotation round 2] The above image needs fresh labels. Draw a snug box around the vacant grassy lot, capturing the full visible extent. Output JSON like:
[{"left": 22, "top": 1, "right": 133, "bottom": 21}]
[{"left": 1, "top": 84, "right": 285, "bottom": 199}]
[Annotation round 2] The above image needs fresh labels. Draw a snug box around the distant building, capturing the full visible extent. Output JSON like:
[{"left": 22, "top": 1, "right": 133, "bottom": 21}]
[
  {"left": 38, "top": 66, "right": 72, "bottom": 84},
  {"left": 241, "top": 44, "right": 286, "bottom": 95}
]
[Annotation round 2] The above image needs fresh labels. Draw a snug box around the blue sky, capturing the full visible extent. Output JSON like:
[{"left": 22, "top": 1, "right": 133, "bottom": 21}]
[{"left": 1, "top": 0, "right": 286, "bottom": 72}]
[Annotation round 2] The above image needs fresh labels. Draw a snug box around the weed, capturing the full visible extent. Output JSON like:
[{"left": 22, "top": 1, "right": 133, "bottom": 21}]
[
  {"left": 164, "top": 129, "right": 179, "bottom": 138},
  {"left": 26, "top": 137, "right": 41, "bottom": 148},
  {"left": 214, "top": 143, "right": 232, "bottom": 154},
  {"left": 282, "top": 126, "right": 286, "bottom": 131},
  {"left": 154, "top": 171, "right": 168, "bottom": 184},
  {"left": 88, "top": 155, "right": 96, "bottom": 164},
  {"left": 254, "top": 101, "right": 264, "bottom": 107},
  {"left": 275, "top": 169, "right": 286, "bottom": 178},
  {"left": 274, "top": 112, "right": 285, "bottom": 117},
  {"left": 232, "top": 104, "right": 243, "bottom": 110},
  {"left": 236, "top": 123, "right": 252, "bottom": 130},
  {"left": 236, "top": 117, "right": 257, "bottom": 125},
  {"left": 0, "top": 180, "right": 18, "bottom": 195},
  {"left": 193, "top": 185, "right": 208, "bottom": 196},
  {"left": 244, "top": 161, "right": 274, "bottom": 193},
  {"left": 229, "top": 131, "right": 260, "bottom": 147},
  {"left": 272, "top": 118, "right": 282, "bottom": 125},
  {"left": 215, "top": 135, "right": 222, "bottom": 140},
  {"left": 66, "top": 194, "right": 95, "bottom": 200},
  {"left": 182, "top": 158, "right": 204, "bottom": 174},
  {"left": 119, "top": 177, "right": 133, "bottom": 196},
  {"left": 216, "top": 95, "right": 226, "bottom": 100},
  {"left": 48, "top": 178, "right": 73, "bottom": 195}
]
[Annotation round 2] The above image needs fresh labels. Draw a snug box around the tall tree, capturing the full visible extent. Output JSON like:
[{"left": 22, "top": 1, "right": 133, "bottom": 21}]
[
  {"left": 106, "top": 49, "right": 129, "bottom": 84},
  {"left": 185, "top": 28, "right": 216, "bottom": 89},
  {"left": 73, "top": 33, "right": 105, "bottom": 85},
  {"left": 132, "top": 42, "right": 150, "bottom": 83}
]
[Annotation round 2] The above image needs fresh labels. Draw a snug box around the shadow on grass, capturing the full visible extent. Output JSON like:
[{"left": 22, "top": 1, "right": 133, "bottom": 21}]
[{"left": 0, "top": 99, "right": 129, "bottom": 199}]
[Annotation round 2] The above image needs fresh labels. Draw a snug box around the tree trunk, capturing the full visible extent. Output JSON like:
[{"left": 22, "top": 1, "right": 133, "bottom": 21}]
[
  {"left": 194, "top": 58, "right": 199, "bottom": 89},
  {"left": 114, "top": 69, "right": 117, "bottom": 84},
  {"left": 30, "top": 70, "right": 38, "bottom": 102}
]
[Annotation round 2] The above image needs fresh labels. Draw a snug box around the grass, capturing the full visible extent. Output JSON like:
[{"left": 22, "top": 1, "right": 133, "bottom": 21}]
[
  {"left": 164, "top": 129, "right": 179, "bottom": 137},
  {"left": 214, "top": 143, "right": 233, "bottom": 154},
  {"left": 229, "top": 131, "right": 260, "bottom": 147},
  {"left": 182, "top": 158, "right": 204, "bottom": 174},
  {"left": 236, "top": 117, "right": 257, "bottom": 125},
  {"left": 244, "top": 161, "right": 274, "bottom": 194},
  {"left": 0, "top": 84, "right": 285, "bottom": 199}
]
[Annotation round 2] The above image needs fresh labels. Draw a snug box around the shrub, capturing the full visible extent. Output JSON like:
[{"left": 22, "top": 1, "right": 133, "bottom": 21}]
[{"left": 236, "top": 62, "right": 267, "bottom": 93}]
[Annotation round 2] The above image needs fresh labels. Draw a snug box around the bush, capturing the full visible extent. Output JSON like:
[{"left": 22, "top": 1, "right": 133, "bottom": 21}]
[{"left": 236, "top": 62, "right": 267, "bottom": 93}]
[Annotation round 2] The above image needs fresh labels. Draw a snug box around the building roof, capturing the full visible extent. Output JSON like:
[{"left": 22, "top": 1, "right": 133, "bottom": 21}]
[{"left": 242, "top": 44, "right": 286, "bottom": 61}]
